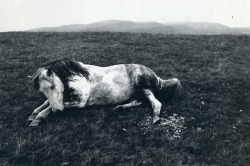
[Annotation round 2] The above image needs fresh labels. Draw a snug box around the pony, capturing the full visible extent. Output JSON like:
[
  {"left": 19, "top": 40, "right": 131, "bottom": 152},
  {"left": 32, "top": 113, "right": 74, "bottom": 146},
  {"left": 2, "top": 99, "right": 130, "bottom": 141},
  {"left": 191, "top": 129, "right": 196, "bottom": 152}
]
[{"left": 27, "top": 59, "right": 182, "bottom": 126}]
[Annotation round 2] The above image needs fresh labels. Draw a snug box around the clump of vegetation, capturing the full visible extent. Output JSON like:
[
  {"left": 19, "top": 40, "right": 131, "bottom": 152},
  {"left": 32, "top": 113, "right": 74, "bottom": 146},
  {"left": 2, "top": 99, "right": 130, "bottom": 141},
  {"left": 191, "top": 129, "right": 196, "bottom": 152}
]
[
  {"left": 0, "top": 32, "right": 249, "bottom": 165},
  {"left": 139, "top": 114, "right": 185, "bottom": 140}
]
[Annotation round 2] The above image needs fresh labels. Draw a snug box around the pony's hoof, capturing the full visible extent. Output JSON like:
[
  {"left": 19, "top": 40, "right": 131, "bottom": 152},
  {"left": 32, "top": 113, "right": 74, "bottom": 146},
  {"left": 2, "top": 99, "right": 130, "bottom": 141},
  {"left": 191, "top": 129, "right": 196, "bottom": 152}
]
[
  {"left": 28, "top": 116, "right": 36, "bottom": 121},
  {"left": 152, "top": 116, "right": 161, "bottom": 125},
  {"left": 26, "top": 119, "right": 32, "bottom": 126},
  {"left": 29, "top": 119, "right": 41, "bottom": 127}
]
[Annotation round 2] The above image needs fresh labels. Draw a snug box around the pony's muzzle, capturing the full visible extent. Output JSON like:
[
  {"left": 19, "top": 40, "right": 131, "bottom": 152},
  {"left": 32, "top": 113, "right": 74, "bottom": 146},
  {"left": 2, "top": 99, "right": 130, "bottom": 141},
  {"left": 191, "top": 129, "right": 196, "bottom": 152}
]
[{"left": 51, "top": 106, "right": 63, "bottom": 112}]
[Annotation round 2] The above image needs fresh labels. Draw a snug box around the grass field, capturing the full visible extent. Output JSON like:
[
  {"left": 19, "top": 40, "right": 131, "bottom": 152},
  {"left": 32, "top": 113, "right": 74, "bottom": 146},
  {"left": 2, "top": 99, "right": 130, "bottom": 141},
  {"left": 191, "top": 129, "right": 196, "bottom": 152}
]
[{"left": 0, "top": 32, "right": 250, "bottom": 166}]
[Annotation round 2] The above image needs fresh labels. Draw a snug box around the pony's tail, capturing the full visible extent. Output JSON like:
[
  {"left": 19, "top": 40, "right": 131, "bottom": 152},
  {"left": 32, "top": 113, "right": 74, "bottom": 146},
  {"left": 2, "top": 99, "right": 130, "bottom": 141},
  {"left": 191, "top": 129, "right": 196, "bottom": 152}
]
[
  {"left": 156, "top": 77, "right": 183, "bottom": 103},
  {"left": 172, "top": 79, "right": 183, "bottom": 102}
]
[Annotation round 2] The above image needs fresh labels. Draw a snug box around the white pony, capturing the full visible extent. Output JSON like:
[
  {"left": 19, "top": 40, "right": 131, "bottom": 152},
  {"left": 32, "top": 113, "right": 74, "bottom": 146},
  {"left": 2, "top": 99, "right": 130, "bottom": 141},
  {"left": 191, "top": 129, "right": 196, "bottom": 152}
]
[{"left": 27, "top": 59, "right": 182, "bottom": 126}]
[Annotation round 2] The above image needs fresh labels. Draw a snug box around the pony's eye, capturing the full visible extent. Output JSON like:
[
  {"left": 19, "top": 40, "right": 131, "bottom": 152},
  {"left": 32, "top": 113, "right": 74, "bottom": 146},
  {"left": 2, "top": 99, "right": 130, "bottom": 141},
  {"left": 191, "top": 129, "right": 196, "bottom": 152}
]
[{"left": 51, "top": 84, "right": 55, "bottom": 89}]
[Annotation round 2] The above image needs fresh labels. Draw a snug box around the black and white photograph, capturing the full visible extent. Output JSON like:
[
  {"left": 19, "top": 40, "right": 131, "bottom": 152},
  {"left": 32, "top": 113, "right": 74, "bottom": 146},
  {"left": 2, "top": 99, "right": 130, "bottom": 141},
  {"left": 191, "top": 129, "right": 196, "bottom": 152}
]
[{"left": 0, "top": 0, "right": 250, "bottom": 165}]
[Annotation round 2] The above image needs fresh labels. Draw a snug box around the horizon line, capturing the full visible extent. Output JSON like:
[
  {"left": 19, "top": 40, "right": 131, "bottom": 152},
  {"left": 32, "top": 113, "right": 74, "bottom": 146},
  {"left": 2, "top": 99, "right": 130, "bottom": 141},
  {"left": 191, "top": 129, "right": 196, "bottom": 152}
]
[{"left": 1, "top": 19, "right": 250, "bottom": 33}]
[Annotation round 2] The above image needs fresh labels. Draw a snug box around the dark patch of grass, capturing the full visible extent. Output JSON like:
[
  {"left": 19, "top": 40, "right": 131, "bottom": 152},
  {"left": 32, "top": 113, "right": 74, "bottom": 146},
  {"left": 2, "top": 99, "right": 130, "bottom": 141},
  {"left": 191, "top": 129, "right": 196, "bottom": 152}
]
[{"left": 0, "top": 32, "right": 250, "bottom": 165}]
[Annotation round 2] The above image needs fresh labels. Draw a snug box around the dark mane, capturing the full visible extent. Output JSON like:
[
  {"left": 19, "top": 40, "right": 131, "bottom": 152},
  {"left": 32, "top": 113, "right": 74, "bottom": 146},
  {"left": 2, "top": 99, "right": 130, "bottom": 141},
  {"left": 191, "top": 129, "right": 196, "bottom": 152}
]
[
  {"left": 43, "top": 59, "right": 89, "bottom": 83},
  {"left": 32, "top": 59, "right": 89, "bottom": 90}
]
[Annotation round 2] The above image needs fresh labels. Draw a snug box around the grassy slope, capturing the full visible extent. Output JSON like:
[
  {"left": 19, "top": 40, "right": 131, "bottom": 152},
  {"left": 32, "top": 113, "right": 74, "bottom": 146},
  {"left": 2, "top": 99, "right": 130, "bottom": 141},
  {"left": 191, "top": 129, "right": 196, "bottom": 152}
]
[{"left": 0, "top": 32, "right": 250, "bottom": 166}]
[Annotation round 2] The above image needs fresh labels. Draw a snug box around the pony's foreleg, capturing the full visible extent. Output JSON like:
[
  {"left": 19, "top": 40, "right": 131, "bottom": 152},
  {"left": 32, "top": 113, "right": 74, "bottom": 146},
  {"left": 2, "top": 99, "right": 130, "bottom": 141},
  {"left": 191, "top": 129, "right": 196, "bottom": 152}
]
[
  {"left": 113, "top": 100, "right": 142, "bottom": 111},
  {"left": 28, "top": 100, "right": 49, "bottom": 121},
  {"left": 29, "top": 105, "right": 52, "bottom": 127},
  {"left": 142, "top": 89, "right": 162, "bottom": 124}
]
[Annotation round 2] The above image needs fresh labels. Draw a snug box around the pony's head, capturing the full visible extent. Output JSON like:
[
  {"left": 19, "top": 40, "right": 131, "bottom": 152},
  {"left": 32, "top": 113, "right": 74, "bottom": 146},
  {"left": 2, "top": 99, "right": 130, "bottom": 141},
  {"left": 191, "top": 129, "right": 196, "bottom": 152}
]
[
  {"left": 31, "top": 67, "right": 64, "bottom": 111},
  {"left": 30, "top": 59, "right": 89, "bottom": 112}
]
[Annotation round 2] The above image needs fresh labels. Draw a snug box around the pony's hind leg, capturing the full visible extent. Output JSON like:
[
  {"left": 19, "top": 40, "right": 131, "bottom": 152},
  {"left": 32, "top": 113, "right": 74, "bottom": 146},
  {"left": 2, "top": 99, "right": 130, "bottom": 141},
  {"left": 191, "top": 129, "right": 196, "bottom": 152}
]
[
  {"left": 113, "top": 100, "right": 142, "bottom": 111},
  {"left": 142, "top": 89, "right": 162, "bottom": 124},
  {"left": 28, "top": 100, "right": 49, "bottom": 122}
]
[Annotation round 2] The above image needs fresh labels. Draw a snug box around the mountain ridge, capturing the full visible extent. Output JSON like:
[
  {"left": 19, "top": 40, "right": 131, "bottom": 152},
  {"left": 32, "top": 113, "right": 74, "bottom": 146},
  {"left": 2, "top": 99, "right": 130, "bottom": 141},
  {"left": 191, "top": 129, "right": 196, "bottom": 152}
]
[{"left": 28, "top": 20, "right": 250, "bottom": 35}]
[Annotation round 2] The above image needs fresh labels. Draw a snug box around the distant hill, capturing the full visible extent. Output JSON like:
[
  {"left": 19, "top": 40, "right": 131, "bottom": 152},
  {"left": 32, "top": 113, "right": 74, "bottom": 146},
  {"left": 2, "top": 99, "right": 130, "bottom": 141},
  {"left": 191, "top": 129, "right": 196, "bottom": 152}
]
[
  {"left": 232, "top": 27, "right": 250, "bottom": 35},
  {"left": 28, "top": 20, "right": 250, "bottom": 35},
  {"left": 29, "top": 24, "right": 86, "bottom": 32}
]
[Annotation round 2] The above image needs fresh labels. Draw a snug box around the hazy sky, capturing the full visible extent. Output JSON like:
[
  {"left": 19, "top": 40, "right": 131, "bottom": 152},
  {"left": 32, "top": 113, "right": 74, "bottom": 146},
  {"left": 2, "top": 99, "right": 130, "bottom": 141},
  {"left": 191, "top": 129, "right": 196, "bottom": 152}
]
[{"left": 1, "top": 0, "right": 250, "bottom": 32}]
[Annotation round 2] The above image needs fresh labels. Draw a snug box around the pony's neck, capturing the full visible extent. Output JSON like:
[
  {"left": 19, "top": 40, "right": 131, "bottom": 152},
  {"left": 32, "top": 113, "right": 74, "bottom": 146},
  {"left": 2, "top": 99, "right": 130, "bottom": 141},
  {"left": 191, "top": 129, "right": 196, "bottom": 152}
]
[{"left": 64, "top": 75, "right": 92, "bottom": 103}]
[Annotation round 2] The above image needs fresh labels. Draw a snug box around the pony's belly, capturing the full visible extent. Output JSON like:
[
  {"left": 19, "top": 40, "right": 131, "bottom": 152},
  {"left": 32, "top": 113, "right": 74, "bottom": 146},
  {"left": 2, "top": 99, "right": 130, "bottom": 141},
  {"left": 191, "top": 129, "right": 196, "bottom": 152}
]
[
  {"left": 87, "top": 70, "right": 135, "bottom": 105},
  {"left": 87, "top": 88, "right": 134, "bottom": 106}
]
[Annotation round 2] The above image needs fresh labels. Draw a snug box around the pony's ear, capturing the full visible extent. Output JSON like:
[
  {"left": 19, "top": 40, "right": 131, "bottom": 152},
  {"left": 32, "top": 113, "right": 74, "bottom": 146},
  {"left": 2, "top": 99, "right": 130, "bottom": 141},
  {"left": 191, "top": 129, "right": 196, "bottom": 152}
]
[
  {"left": 29, "top": 67, "right": 44, "bottom": 82},
  {"left": 47, "top": 68, "right": 53, "bottom": 77}
]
